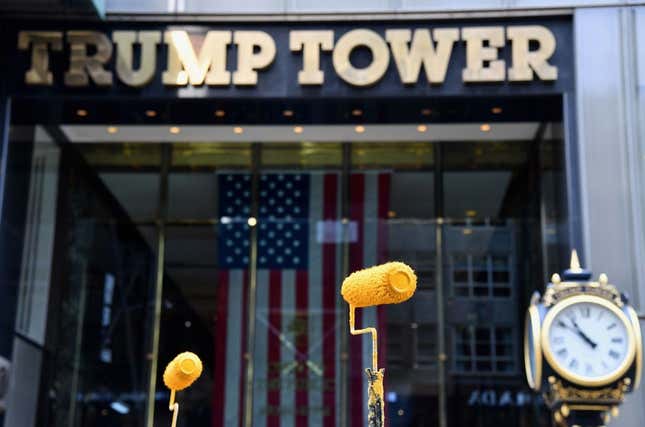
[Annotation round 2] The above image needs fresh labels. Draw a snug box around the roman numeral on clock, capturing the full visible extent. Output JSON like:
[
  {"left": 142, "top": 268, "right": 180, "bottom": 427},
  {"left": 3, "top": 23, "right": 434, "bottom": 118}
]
[
  {"left": 607, "top": 323, "right": 617, "bottom": 330},
  {"left": 611, "top": 337, "right": 623, "bottom": 343},
  {"left": 569, "top": 358, "right": 579, "bottom": 369},
  {"left": 556, "top": 348, "right": 567, "bottom": 358},
  {"left": 609, "top": 350, "right": 621, "bottom": 360},
  {"left": 580, "top": 306, "right": 590, "bottom": 318}
]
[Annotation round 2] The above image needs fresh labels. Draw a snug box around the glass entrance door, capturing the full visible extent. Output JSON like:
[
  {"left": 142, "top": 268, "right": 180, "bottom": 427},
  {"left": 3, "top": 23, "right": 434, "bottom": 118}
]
[{"left": 3, "top": 114, "right": 568, "bottom": 427}]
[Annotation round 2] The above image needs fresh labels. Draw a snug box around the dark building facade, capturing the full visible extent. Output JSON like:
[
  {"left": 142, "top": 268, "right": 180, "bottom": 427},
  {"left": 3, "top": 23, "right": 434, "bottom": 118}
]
[{"left": 0, "top": 3, "right": 644, "bottom": 427}]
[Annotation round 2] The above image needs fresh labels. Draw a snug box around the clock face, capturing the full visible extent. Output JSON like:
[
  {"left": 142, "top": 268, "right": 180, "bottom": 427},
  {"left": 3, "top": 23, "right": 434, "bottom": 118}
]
[{"left": 543, "top": 296, "right": 635, "bottom": 386}]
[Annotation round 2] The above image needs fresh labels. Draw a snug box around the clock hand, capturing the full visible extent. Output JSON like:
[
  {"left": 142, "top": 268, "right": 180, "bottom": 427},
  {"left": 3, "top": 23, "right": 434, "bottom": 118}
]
[{"left": 570, "top": 320, "right": 598, "bottom": 349}]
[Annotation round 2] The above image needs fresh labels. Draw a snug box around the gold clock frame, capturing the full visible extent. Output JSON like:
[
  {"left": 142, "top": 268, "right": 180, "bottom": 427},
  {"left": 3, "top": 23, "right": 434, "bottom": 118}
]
[
  {"left": 627, "top": 306, "right": 642, "bottom": 390},
  {"left": 541, "top": 294, "right": 636, "bottom": 388},
  {"left": 524, "top": 305, "right": 542, "bottom": 390}
]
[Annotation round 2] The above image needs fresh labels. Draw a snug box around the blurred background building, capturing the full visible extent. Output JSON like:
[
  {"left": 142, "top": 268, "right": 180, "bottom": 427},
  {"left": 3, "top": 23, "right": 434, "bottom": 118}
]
[{"left": 0, "top": 1, "right": 644, "bottom": 427}]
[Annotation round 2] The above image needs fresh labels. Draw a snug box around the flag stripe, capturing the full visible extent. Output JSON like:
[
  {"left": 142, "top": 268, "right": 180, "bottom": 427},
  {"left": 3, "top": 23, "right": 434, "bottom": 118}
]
[
  {"left": 362, "top": 173, "right": 379, "bottom": 418},
  {"left": 280, "top": 270, "right": 296, "bottom": 427},
  {"left": 349, "top": 173, "right": 365, "bottom": 427},
  {"left": 307, "top": 174, "right": 324, "bottom": 427},
  {"left": 238, "top": 271, "right": 249, "bottom": 427},
  {"left": 322, "top": 173, "right": 339, "bottom": 426},
  {"left": 377, "top": 173, "right": 390, "bottom": 425},
  {"left": 267, "top": 270, "right": 282, "bottom": 427},
  {"left": 295, "top": 270, "right": 308, "bottom": 427},
  {"left": 253, "top": 269, "right": 269, "bottom": 426}
]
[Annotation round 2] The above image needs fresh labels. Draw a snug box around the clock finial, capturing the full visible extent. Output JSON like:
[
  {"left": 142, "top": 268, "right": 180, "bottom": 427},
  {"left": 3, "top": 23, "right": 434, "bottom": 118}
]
[
  {"left": 570, "top": 249, "right": 581, "bottom": 272},
  {"left": 562, "top": 248, "right": 592, "bottom": 281}
]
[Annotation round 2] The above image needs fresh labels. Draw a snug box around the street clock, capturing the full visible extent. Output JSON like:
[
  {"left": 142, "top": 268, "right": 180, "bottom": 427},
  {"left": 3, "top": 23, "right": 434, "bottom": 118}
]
[{"left": 524, "top": 251, "right": 642, "bottom": 427}]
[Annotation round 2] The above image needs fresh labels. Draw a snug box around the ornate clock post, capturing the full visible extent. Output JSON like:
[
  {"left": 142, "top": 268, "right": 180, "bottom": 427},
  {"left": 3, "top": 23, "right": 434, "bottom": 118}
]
[{"left": 524, "top": 251, "right": 643, "bottom": 427}]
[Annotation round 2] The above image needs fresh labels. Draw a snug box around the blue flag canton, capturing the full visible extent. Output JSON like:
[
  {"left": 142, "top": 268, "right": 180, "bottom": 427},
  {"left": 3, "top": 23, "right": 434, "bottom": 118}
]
[
  {"left": 218, "top": 174, "right": 252, "bottom": 268},
  {"left": 218, "top": 173, "right": 309, "bottom": 269},
  {"left": 258, "top": 173, "right": 309, "bottom": 269}
]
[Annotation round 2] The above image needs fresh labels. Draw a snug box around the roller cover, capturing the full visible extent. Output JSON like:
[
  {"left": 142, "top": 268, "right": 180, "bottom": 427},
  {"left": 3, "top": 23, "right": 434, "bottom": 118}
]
[
  {"left": 341, "top": 262, "right": 416, "bottom": 308},
  {"left": 163, "top": 352, "right": 203, "bottom": 391}
]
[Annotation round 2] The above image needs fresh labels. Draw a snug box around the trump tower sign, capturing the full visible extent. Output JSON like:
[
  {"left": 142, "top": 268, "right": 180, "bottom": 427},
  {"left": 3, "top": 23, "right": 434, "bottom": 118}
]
[{"left": 5, "top": 17, "right": 574, "bottom": 98}]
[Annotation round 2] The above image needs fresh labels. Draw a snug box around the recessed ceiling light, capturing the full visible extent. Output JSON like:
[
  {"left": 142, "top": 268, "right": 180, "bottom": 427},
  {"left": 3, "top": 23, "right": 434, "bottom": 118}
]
[
  {"left": 145, "top": 110, "right": 157, "bottom": 118},
  {"left": 169, "top": 126, "right": 181, "bottom": 134},
  {"left": 282, "top": 109, "right": 294, "bottom": 117},
  {"left": 107, "top": 126, "right": 118, "bottom": 134},
  {"left": 233, "top": 126, "right": 244, "bottom": 134},
  {"left": 480, "top": 123, "right": 491, "bottom": 132},
  {"left": 215, "top": 109, "right": 226, "bottom": 118},
  {"left": 247, "top": 217, "right": 257, "bottom": 227},
  {"left": 417, "top": 125, "right": 428, "bottom": 133},
  {"left": 491, "top": 107, "right": 503, "bottom": 114},
  {"left": 351, "top": 109, "right": 363, "bottom": 117},
  {"left": 76, "top": 109, "right": 88, "bottom": 117},
  {"left": 355, "top": 125, "right": 365, "bottom": 134},
  {"left": 293, "top": 126, "right": 303, "bottom": 134},
  {"left": 420, "top": 108, "right": 432, "bottom": 116}
]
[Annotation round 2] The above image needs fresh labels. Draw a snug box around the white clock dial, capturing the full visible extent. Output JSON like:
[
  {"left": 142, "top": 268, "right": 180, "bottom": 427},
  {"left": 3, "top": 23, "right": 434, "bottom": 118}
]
[{"left": 544, "top": 297, "right": 634, "bottom": 385}]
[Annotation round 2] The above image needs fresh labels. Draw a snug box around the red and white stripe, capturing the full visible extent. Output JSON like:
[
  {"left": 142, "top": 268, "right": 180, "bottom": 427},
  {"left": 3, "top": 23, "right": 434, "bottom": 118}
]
[{"left": 213, "top": 171, "right": 390, "bottom": 427}]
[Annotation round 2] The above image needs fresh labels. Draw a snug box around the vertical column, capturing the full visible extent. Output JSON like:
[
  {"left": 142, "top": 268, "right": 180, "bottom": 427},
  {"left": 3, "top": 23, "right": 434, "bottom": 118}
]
[
  {"left": 145, "top": 145, "right": 170, "bottom": 427},
  {"left": 574, "top": 7, "right": 645, "bottom": 427}
]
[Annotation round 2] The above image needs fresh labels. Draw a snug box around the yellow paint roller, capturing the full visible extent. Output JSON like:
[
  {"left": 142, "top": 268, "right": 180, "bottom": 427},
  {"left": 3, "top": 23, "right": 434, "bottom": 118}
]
[
  {"left": 341, "top": 262, "right": 417, "bottom": 427},
  {"left": 163, "top": 352, "right": 203, "bottom": 427}
]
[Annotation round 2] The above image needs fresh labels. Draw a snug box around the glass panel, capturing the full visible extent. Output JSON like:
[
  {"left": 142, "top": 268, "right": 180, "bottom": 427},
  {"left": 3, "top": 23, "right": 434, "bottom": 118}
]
[
  {"left": 351, "top": 142, "right": 434, "bottom": 170},
  {"left": 41, "top": 142, "right": 158, "bottom": 427},
  {"left": 443, "top": 137, "right": 563, "bottom": 427}
]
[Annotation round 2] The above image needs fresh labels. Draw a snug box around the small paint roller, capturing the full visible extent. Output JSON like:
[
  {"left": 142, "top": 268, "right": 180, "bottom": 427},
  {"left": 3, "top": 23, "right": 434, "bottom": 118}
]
[
  {"left": 341, "top": 262, "right": 417, "bottom": 427},
  {"left": 163, "top": 352, "right": 203, "bottom": 427}
]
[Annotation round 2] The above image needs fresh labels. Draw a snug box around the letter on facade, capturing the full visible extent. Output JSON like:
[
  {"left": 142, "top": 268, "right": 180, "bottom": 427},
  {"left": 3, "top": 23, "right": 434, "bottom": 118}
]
[
  {"left": 507, "top": 26, "right": 558, "bottom": 81},
  {"left": 232, "top": 31, "right": 276, "bottom": 86},
  {"left": 64, "top": 31, "right": 113, "bottom": 87},
  {"left": 386, "top": 28, "right": 459, "bottom": 84},
  {"left": 333, "top": 29, "right": 390, "bottom": 86},
  {"left": 162, "top": 31, "right": 232, "bottom": 86},
  {"left": 461, "top": 27, "right": 505, "bottom": 82},
  {"left": 18, "top": 31, "right": 63, "bottom": 85},
  {"left": 113, "top": 31, "right": 161, "bottom": 87},
  {"left": 289, "top": 30, "right": 334, "bottom": 85}
]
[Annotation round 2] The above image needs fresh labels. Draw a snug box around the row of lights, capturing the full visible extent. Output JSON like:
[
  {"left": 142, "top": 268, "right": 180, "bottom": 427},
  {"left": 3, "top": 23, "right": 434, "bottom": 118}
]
[
  {"left": 77, "top": 106, "right": 499, "bottom": 136},
  {"left": 77, "top": 106, "right": 504, "bottom": 120},
  {"left": 102, "top": 123, "right": 493, "bottom": 135}
]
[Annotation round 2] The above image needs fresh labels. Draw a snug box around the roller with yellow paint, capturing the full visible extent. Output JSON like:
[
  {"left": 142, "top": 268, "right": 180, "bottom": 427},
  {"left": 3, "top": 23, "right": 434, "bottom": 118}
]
[
  {"left": 341, "top": 262, "right": 417, "bottom": 427},
  {"left": 163, "top": 352, "right": 203, "bottom": 427}
]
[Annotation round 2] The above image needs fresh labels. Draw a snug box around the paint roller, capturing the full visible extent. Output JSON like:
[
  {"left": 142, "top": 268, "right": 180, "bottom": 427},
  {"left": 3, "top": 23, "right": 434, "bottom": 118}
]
[
  {"left": 341, "top": 262, "right": 417, "bottom": 427},
  {"left": 163, "top": 352, "right": 203, "bottom": 427}
]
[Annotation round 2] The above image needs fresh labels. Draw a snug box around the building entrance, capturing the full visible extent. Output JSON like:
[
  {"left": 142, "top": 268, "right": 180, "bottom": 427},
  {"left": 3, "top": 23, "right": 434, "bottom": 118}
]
[{"left": 5, "top": 96, "right": 567, "bottom": 427}]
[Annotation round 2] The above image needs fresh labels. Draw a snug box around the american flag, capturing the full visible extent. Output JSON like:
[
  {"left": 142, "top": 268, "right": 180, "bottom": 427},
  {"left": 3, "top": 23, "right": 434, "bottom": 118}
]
[{"left": 213, "top": 171, "right": 391, "bottom": 427}]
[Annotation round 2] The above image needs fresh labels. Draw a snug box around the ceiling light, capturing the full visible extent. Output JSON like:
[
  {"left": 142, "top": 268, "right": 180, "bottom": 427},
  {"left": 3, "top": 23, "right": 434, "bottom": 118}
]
[
  {"left": 106, "top": 126, "right": 118, "bottom": 134},
  {"left": 247, "top": 217, "right": 257, "bottom": 227},
  {"left": 145, "top": 110, "right": 157, "bottom": 117},
  {"left": 491, "top": 107, "right": 503, "bottom": 114},
  {"left": 169, "top": 126, "right": 181, "bottom": 134},
  {"left": 480, "top": 123, "right": 491, "bottom": 132},
  {"left": 354, "top": 125, "right": 365, "bottom": 134},
  {"left": 351, "top": 109, "right": 363, "bottom": 117},
  {"left": 215, "top": 109, "right": 226, "bottom": 118},
  {"left": 417, "top": 125, "right": 428, "bottom": 133},
  {"left": 76, "top": 109, "right": 88, "bottom": 117},
  {"left": 233, "top": 127, "right": 244, "bottom": 134},
  {"left": 282, "top": 109, "right": 294, "bottom": 117},
  {"left": 420, "top": 108, "right": 432, "bottom": 116},
  {"left": 293, "top": 126, "right": 303, "bottom": 134},
  {"left": 466, "top": 210, "right": 477, "bottom": 217}
]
